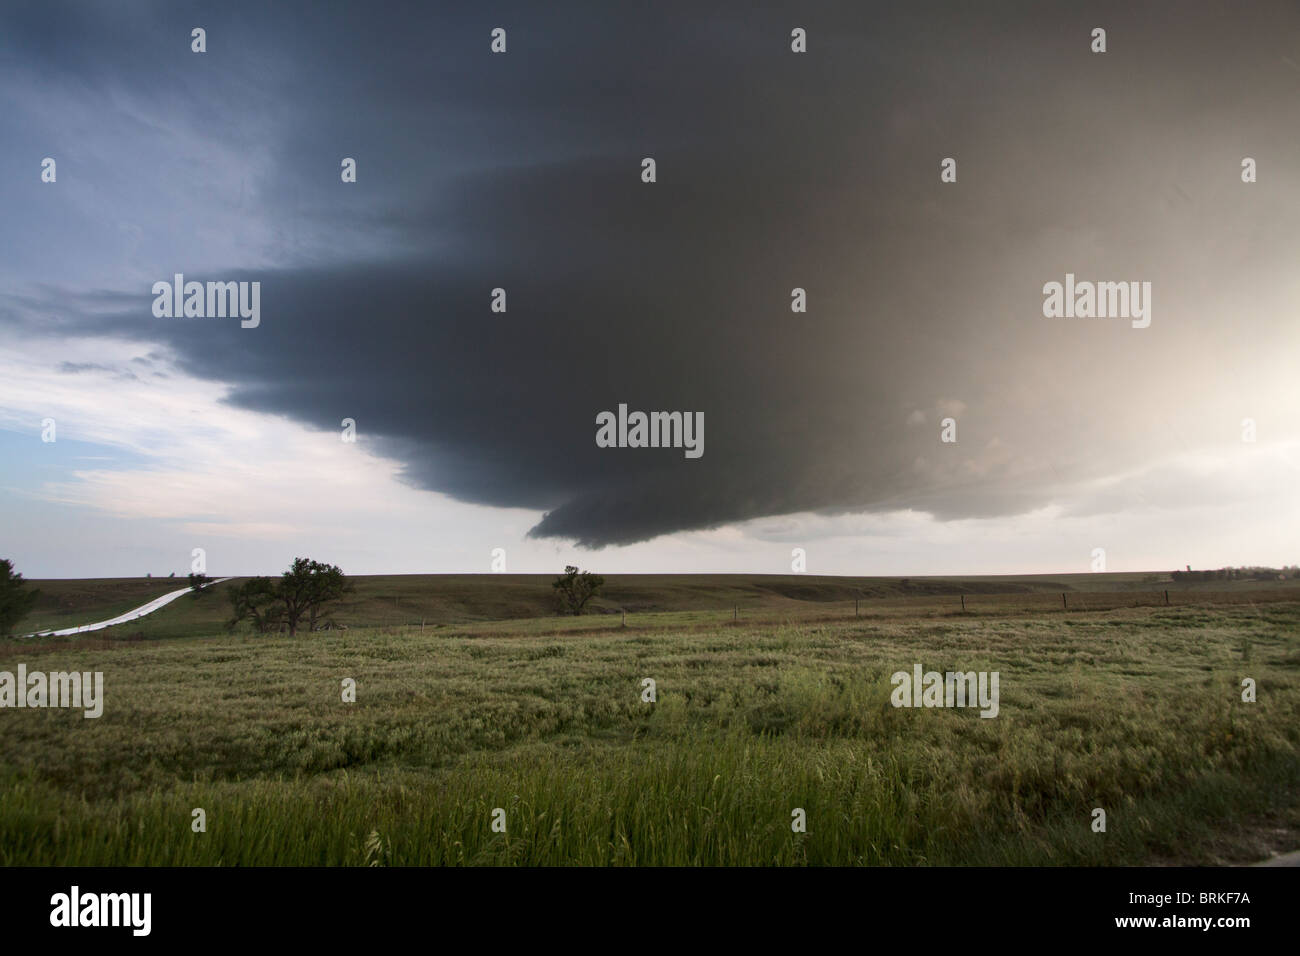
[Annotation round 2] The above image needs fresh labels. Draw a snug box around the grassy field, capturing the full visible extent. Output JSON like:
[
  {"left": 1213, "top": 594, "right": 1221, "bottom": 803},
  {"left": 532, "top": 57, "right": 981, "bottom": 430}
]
[
  {"left": 16, "top": 577, "right": 184, "bottom": 634},
  {"left": 17, "top": 571, "right": 1300, "bottom": 639},
  {"left": 2, "top": 582, "right": 1298, "bottom": 866}
]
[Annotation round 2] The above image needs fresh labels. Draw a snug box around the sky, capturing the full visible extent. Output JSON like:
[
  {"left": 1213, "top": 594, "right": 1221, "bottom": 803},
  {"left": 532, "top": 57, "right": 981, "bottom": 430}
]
[{"left": 2, "top": 0, "right": 1298, "bottom": 579}]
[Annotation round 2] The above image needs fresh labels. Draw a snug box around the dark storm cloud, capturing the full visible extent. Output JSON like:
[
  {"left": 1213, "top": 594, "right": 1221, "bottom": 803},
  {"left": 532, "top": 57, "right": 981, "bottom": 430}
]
[{"left": 6, "top": 1, "right": 1300, "bottom": 545}]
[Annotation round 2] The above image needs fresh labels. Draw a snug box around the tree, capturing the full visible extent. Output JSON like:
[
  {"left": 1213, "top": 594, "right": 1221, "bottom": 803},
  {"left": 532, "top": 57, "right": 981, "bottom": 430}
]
[
  {"left": 0, "top": 559, "right": 40, "bottom": 637},
  {"left": 552, "top": 565, "right": 604, "bottom": 616},
  {"left": 188, "top": 571, "right": 212, "bottom": 596},
  {"left": 227, "top": 577, "right": 282, "bottom": 634},
  {"left": 279, "top": 557, "right": 350, "bottom": 635},
  {"left": 225, "top": 558, "right": 350, "bottom": 636}
]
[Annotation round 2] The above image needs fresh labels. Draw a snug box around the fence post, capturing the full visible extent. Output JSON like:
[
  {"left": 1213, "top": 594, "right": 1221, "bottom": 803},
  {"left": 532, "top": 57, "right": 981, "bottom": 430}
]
[
  {"left": 961, "top": 594, "right": 965, "bottom": 611},
  {"left": 855, "top": 598, "right": 859, "bottom": 617},
  {"left": 1062, "top": 593, "right": 1067, "bottom": 610},
  {"left": 622, "top": 609, "right": 626, "bottom": 627},
  {"left": 1164, "top": 589, "right": 1169, "bottom": 605}
]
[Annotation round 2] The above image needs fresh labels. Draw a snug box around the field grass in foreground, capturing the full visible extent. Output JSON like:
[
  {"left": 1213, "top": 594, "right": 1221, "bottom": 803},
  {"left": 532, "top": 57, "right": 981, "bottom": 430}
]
[{"left": 2, "top": 602, "right": 1298, "bottom": 865}]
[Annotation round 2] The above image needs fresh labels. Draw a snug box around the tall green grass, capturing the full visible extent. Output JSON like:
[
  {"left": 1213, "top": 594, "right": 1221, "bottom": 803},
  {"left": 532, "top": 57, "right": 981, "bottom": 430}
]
[{"left": 2, "top": 603, "right": 1297, "bottom": 865}]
